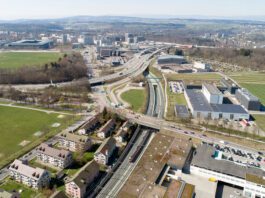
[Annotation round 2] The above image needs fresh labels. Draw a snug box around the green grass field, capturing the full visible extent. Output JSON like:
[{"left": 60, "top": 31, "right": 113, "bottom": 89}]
[
  {"left": 121, "top": 89, "right": 146, "bottom": 113},
  {"left": 0, "top": 52, "right": 62, "bottom": 69},
  {"left": 254, "top": 115, "right": 265, "bottom": 132},
  {"left": 166, "top": 73, "right": 222, "bottom": 81},
  {"left": 0, "top": 105, "right": 75, "bottom": 168},
  {"left": 166, "top": 85, "right": 187, "bottom": 120},
  {"left": 229, "top": 72, "right": 265, "bottom": 104},
  {"left": 0, "top": 180, "right": 37, "bottom": 198}
]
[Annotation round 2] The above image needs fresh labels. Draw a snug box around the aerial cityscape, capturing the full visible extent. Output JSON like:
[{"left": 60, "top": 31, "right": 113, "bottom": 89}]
[{"left": 0, "top": 0, "right": 265, "bottom": 198}]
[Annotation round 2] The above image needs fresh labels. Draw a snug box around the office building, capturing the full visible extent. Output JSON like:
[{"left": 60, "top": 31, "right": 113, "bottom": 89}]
[{"left": 9, "top": 160, "right": 50, "bottom": 189}]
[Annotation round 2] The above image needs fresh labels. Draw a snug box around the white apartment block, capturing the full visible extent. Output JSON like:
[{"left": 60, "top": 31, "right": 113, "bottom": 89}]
[
  {"left": 36, "top": 143, "right": 73, "bottom": 169},
  {"left": 59, "top": 133, "right": 92, "bottom": 152},
  {"left": 9, "top": 160, "right": 50, "bottom": 189},
  {"left": 94, "top": 137, "right": 116, "bottom": 165}
]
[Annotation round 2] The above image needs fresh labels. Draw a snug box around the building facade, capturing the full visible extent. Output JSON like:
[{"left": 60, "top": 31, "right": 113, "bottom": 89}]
[
  {"left": 235, "top": 89, "right": 261, "bottom": 111},
  {"left": 59, "top": 133, "right": 92, "bottom": 152},
  {"left": 65, "top": 160, "right": 99, "bottom": 198},
  {"left": 9, "top": 160, "right": 50, "bottom": 189},
  {"left": 36, "top": 143, "right": 73, "bottom": 169},
  {"left": 94, "top": 137, "right": 116, "bottom": 165}
]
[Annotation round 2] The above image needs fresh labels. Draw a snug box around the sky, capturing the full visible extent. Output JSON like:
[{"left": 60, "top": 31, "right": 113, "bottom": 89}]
[{"left": 0, "top": 0, "right": 265, "bottom": 20}]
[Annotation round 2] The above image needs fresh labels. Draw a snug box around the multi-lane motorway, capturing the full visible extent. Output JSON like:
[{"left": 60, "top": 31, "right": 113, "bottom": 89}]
[{"left": 96, "top": 70, "right": 165, "bottom": 198}]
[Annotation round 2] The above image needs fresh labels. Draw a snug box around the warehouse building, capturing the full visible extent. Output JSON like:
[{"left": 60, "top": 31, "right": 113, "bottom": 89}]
[
  {"left": 185, "top": 89, "right": 249, "bottom": 120},
  {"left": 221, "top": 78, "right": 239, "bottom": 94},
  {"left": 235, "top": 89, "right": 261, "bottom": 111},
  {"left": 191, "top": 145, "right": 265, "bottom": 198},
  {"left": 202, "top": 83, "right": 223, "bottom": 104},
  {"left": 157, "top": 55, "right": 187, "bottom": 65},
  {"left": 7, "top": 40, "right": 54, "bottom": 49}
]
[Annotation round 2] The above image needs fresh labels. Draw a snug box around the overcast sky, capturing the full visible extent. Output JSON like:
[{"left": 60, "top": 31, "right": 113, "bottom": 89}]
[{"left": 1, "top": 0, "right": 265, "bottom": 20}]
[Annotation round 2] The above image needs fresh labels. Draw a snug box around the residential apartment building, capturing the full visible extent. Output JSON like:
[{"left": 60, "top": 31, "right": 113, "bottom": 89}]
[
  {"left": 59, "top": 133, "right": 92, "bottom": 152},
  {"left": 65, "top": 160, "right": 99, "bottom": 198},
  {"left": 9, "top": 160, "right": 50, "bottom": 189},
  {"left": 97, "top": 119, "right": 115, "bottom": 139},
  {"left": 36, "top": 143, "right": 73, "bottom": 169},
  {"left": 94, "top": 137, "right": 116, "bottom": 165},
  {"left": 114, "top": 121, "right": 129, "bottom": 143}
]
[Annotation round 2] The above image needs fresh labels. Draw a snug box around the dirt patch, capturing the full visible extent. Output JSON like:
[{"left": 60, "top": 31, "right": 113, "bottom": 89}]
[
  {"left": 34, "top": 131, "right": 43, "bottom": 137},
  {"left": 52, "top": 123, "right": 61, "bottom": 128},
  {"left": 57, "top": 115, "right": 65, "bottom": 119},
  {"left": 19, "top": 140, "right": 30, "bottom": 147}
]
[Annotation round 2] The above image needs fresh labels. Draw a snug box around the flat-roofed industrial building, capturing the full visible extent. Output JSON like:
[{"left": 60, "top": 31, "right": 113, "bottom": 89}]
[
  {"left": 191, "top": 144, "right": 265, "bottom": 198},
  {"left": 235, "top": 88, "right": 261, "bottom": 111}
]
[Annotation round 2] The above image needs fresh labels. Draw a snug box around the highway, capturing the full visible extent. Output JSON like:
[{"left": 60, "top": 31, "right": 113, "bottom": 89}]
[
  {"left": 89, "top": 46, "right": 171, "bottom": 86},
  {"left": 96, "top": 70, "right": 164, "bottom": 198}
]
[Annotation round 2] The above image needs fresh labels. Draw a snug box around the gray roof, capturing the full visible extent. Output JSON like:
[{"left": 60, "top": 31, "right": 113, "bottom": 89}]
[
  {"left": 175, "top": 105, "right": 189, "bottom": 115},
  {"left": 186, "top": 89, "right": 212, "bottom": 112},
  {"left": 9, "top": 40, "right": 52, "bottom": 46},
  {"left": 191, "top": 145, "right": 265, "bottom": 179},
  {"left": 203, "top": 83, "right": 222, "bottom": 95},
  {"left": 236, "top": 88, "right": 259, "bottom": 102},
  {"left": 70, "top": 160, "right": 99, "bottom": 189},
  {"left": 211, "top": 104, "right": 248, "bottom": 114},
  {"left": 95, "top": 137, "right": 116, "bottom": 155},
  {"left": 186, "top": 89, "right": 249, "bottom": 115},
  {"left": 37, "top": 143, "right": 71, "bottom": 160}
]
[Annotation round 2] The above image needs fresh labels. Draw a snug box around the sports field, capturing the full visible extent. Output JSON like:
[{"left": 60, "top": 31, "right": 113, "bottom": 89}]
[
  {"left": 229, "top": 72, "right": 265, "bottom": 104},
  {"left": 0, "top": 52, "right": 62, "bottom": 69},
  {"left": 121, "top": 89, "right": 146, "bottom": 113},
  {"left": 0, "top": 105, "right": 72, "bottom": 167}
]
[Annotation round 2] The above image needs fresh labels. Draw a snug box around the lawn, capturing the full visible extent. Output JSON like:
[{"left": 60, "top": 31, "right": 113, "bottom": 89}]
[
  {"left": 254, "top": 115, "right": 265, "bottom": 132},
  {"left": 166, "top": 85, "right": 187, "bottom": 120},
  {"left": 121, "top": 89, "right": 147, "bottom": 113},
  {"left": 229, "top": 72, "right": 265, "bottom": 105},
  {"left": 0, "top": 52, "right": 62, "bottom": 69},
  {"left": 0, "top": 180, "right": 38, "bottom": 198},
  {"left": 166, "top": 72, "right": 222, "bottom": 83},
  {"left": 0, "top": 105, "right": 76, "bottom": 168}
]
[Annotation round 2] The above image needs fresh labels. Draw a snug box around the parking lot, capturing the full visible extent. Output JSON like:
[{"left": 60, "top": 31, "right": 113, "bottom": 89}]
[
  {"left": 213, "top": 143, "right": 265, "bottom": 170},
  {"left": 169, "top": 81, "right": 184, "bottom": 93}
]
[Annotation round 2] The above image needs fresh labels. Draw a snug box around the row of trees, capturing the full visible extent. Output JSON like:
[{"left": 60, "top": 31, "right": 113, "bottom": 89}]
[
  {"left": 0, "top": 53, "right": 88, "bottom": 84},
  {"left": 188, "top": 48, "right": 265, "bottom": 71}
]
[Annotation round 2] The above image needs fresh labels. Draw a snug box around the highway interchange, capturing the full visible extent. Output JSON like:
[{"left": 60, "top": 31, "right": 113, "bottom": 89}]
[{"left": 0, "top": 44, "right": 264, "bottom": 197}]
